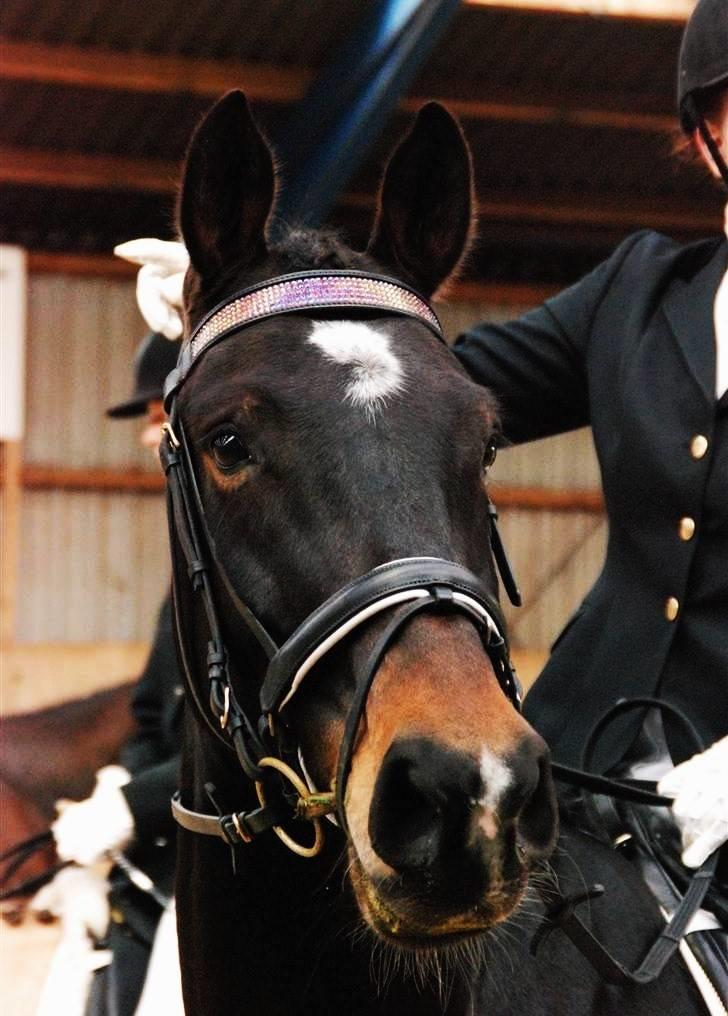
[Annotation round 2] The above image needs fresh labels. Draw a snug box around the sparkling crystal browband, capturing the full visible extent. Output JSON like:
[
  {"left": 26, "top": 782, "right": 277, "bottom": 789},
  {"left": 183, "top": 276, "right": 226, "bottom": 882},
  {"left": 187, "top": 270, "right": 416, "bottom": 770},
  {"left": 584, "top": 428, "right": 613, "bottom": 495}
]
[{"left": 165, "top": 271, "right": 444, "bottom": 403}]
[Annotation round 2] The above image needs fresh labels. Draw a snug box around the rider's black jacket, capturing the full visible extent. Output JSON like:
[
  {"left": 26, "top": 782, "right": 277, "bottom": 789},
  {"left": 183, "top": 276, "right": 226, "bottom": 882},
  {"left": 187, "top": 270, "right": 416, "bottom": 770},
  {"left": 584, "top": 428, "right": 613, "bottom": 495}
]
[
  {"left": 454, "top": 230, "right": 728, "bottom": 771},
  {"left": 110, "top": 594, "right": 182, "bottom": 943}
]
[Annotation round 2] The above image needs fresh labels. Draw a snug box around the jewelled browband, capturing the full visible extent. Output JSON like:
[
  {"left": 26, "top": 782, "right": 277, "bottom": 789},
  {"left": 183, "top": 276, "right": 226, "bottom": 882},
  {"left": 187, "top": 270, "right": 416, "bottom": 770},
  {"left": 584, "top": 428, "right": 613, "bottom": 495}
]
[{"left": 164, "top": 270, "right": 444, "bottom": 405}]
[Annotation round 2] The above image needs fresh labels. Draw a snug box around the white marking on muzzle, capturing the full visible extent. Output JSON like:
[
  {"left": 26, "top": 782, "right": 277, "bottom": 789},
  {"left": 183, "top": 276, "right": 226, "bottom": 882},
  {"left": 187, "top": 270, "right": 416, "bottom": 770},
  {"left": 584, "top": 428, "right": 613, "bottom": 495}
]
[
  {"left": 307, "top": 320, "right": 405, "bottom": 420},
  {"left": 478, "top": 748, "right": 511, "bottom": 840}
]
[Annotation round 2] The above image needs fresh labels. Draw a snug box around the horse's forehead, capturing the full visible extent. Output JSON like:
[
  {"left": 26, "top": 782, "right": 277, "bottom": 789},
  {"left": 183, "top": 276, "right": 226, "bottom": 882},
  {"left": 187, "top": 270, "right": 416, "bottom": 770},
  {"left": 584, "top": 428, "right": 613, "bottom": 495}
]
[
  {"left": 183, "top": 315, "right": 485, "bottom": 428},
  {"left": 306, "top": 320, "right": 405, "bottom": 420}
]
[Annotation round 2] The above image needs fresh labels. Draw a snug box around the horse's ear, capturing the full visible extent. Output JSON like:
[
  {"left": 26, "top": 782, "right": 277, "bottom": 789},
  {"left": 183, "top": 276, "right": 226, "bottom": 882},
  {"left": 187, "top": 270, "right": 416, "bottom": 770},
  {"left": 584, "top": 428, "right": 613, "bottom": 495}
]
[
  {"left": 367, "top": 103, "right": 474, "bottom": 297},
  {"left": 178, "top": 90, "right": 275, "bottom": 278}
]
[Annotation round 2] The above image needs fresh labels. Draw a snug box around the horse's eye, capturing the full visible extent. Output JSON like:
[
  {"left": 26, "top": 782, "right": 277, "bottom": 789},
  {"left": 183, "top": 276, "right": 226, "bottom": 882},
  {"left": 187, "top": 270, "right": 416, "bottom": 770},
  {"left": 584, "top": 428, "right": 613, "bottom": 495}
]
[
  {"left": 210, "top": 431, "right": 251, "bottom": 472},
  {"left": 483, "top": 436, "right": 498, "bottom": 472}
]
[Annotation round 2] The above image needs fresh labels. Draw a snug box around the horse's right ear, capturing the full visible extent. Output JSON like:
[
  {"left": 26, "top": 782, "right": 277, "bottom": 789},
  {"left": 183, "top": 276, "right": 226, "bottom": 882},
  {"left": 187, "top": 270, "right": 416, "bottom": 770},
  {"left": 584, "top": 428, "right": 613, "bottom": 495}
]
[
  {"left": 368, "top": 103, "right": 474, "bottom": 297},
  {"left": 178, "top": 91, "right": 275, "bottom": 279}
]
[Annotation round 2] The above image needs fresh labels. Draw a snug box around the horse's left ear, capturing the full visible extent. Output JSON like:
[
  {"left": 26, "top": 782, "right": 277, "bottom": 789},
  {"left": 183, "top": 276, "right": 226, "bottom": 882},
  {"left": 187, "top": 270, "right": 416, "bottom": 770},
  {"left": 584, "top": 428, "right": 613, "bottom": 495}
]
[
  {"left": 178, "top": 90, "right": 276, "bottom": 279},
  {"left": 367, "top": 103, "right": 474, "bottom": 297}
]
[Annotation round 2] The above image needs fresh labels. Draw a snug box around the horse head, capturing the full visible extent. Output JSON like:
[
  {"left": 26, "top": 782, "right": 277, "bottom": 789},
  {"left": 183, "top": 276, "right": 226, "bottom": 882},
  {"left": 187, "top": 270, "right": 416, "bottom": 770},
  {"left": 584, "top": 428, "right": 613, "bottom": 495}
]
[{"left": 169, "top": 90, "right": 558, "bottom": 952}]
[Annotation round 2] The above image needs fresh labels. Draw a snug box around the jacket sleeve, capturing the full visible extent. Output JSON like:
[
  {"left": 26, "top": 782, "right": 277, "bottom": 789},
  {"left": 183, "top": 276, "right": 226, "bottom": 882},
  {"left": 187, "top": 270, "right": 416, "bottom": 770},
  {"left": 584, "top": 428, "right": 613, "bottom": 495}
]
[
  {"left": 120, "top": 755, "right": 180, "bottom": 842},
  {"left": 452, "top": 232, "right": 648, "bottom": 443},
  {"left": 120, "top": 594, "right": 178, "bottom": 775}
]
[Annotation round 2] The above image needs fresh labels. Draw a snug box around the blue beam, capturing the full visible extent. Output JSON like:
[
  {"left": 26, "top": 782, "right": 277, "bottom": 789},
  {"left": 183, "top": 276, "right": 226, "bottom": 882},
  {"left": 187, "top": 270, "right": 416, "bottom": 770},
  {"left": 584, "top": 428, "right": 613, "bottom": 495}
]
[{"left": 271, "top": 0, "right": 461, "bottom": 236}]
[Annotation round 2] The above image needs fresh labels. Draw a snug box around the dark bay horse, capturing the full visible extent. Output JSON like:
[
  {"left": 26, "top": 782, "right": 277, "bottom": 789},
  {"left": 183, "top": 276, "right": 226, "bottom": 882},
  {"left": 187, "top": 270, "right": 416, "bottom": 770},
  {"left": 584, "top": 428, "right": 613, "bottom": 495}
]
[{"left": 166, "top": 92, "right": 703, "bottom": 1015}]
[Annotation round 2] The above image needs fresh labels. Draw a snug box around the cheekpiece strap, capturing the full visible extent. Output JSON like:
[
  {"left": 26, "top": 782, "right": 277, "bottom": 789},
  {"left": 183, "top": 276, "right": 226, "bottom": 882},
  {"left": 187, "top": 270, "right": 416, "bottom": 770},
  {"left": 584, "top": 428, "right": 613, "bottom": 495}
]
[{"left": 165, "top": 270, "right": 444, "bottom": 406}]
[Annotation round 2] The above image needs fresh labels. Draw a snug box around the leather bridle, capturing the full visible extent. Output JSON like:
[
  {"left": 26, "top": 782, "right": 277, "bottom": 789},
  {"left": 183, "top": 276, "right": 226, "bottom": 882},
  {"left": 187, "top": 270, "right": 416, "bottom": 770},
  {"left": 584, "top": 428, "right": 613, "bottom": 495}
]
[
  {"left": 160, "top": 268, "right": 721, "bottom": 989},
  {"left": 161, "top": 269, "right": 522, "bottom": 858}
]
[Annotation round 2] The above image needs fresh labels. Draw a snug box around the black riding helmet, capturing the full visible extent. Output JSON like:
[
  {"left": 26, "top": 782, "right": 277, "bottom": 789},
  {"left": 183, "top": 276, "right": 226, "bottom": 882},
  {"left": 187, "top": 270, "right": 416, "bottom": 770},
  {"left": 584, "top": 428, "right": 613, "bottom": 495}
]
[
  {"left": 107, "top": 331, "right": 180, "bottom": 418},
  {"left": 677, "top": 0, "right": 728, "bottom": 186}
]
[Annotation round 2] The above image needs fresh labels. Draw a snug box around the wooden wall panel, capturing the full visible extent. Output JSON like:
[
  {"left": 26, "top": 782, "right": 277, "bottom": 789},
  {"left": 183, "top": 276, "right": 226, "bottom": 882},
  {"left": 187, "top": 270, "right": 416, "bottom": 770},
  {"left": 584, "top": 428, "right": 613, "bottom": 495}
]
[
  {"left": 17, "top": 271, "right": 170, "bottom": 646},
  {"left": 1, "top": 642, "right": 149, "bottom": 714},
  {"left": 25, "top": 273, "right": 148, "bottom": 468},
  {"left": 499, "top": 509, "right": 607, "bottom": 650},
  {"left": 18, "top": 489, "right": 169, "bottom": 642}
]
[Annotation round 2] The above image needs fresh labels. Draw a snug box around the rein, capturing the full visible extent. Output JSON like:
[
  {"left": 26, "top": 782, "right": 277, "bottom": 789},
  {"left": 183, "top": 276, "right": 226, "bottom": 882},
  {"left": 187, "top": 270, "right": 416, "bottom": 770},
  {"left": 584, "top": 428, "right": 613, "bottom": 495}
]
[
  {"left": 162, "top": 269, "right": 521, "bottom": 858},
  {"left": 0, "top": 831, "right": 66, "bottom": 903},
  {"left": 533, "top": 699, "right": 721, "bottom": 986}
]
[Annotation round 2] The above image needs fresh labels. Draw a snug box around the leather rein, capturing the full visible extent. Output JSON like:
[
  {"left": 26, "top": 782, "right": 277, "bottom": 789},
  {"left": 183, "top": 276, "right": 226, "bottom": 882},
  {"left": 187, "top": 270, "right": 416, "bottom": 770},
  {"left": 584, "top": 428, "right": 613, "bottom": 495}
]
[{"left": 161, "top": 270, "right": 522, "bottom": 858}]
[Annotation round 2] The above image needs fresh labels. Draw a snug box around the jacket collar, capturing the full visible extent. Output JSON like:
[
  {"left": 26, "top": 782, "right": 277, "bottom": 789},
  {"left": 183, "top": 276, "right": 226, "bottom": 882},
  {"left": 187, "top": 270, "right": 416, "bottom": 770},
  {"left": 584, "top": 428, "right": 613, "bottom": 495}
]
[{"left": 662, "top": 238, "right": 727, "bottom": 405}]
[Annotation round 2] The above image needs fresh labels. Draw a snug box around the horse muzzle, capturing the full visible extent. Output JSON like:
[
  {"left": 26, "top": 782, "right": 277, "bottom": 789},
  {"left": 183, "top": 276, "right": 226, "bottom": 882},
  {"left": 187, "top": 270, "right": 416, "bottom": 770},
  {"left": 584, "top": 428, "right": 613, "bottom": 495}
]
[{"left": 345, "top": 730, "right": 558, "bottom": 946}]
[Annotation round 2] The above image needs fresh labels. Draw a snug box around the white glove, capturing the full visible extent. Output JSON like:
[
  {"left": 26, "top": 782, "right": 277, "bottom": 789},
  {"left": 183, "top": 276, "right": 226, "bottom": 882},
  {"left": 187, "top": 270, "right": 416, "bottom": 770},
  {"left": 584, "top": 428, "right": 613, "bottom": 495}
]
[
  {"left": 114, "top": 238, "right": 189, "bottom": 340},
  {"left": 31, "top": 867, "right": 112, "bottom": 1016},
  {"left": 30, "top": 865, "right": 110, "bottom": 941},
  {"left": 52, "top": 765, "right": 135, "bottom": 867},
  {"left": 658, "top": 735, "right": 728, "bottom": 868}
]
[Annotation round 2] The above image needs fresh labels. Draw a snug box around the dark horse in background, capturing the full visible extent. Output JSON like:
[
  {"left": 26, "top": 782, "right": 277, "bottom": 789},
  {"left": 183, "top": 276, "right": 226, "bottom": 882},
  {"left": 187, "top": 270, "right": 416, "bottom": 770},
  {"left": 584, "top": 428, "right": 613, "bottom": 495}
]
[
  {"left": 167, "top": 92, "right": 703, "bottom": 1014},
  {"left": 0, "top": 682, "right": 134, "bottom": 917}
]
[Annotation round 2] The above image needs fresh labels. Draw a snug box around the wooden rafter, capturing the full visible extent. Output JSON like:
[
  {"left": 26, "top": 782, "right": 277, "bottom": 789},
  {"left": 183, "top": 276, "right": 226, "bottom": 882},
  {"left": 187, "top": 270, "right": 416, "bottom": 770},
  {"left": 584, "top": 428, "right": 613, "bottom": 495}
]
[
  {"left": 0, "top": 38, "right": 311, "bottom": 102},
  {"left": 1, "top": 37, "right": 674, "bottom": 133},
  {"left": 0, "top": 146, "right": 179, "bottom": 194},
  {"left": 463, "top": 0, "right": 690, "bottom": 22},
  {"left": 1, "top": 152, "right": 715, "bottom": 234},
  {"left": 342, "top": 191, "right": 716, "bottom": 235},
  {"left": 399, "top": 96, "right": 674, "bottom": 133}
]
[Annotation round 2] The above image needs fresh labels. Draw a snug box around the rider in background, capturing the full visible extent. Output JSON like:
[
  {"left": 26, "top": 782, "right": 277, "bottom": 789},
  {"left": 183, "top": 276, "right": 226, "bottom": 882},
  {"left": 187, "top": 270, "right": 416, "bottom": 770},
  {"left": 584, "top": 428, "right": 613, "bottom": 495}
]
[
  {"left": 33, "top": 332, "right": 184, "bottom": 1016},
  {"left": 453, "top": 0, "right": 728, "bottom": 877}
]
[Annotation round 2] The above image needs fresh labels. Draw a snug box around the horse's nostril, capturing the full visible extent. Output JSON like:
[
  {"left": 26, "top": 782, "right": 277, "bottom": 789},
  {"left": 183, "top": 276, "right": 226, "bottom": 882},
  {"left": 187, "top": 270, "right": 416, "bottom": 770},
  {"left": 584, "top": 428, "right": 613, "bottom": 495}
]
[
  {"left": 512, "top": 738, "right": 558, "bottom": 858},
  {"left": 368, "top": 738, "right": 480, "bottom": 873}
]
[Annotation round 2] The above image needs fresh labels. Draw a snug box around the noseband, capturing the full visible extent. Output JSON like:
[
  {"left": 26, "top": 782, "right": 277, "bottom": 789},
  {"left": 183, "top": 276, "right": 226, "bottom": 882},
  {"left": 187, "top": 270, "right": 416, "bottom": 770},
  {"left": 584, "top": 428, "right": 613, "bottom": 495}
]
[{"left": 162, "top": 270, "right": 522, "bottom": 858}]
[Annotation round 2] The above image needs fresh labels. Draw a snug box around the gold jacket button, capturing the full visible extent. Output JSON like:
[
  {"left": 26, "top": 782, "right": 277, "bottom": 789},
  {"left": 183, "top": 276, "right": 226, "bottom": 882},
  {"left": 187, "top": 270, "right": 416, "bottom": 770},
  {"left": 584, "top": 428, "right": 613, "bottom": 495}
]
[
  {"left": 678, "top": 517, "right": 695, "bottom": 541},
  {"left": 664, "top": 597, "right": 680, "bottom": 622},
  {"left": 690, "top": 435, "right": 708, "bottom": 459}
]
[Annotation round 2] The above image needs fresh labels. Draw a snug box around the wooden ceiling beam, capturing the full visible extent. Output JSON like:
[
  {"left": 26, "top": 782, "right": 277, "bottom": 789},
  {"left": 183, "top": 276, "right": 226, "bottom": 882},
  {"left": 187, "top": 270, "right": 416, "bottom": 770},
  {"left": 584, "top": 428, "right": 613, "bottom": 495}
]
[
  {"left": 343, "top": 191, "right": 717, "bottom": 235},
  {"left": 0, "top": 38, "right": 312, "bottom": 102},
  {"left": 1, "top": 37, "right": 674, "bottom": 133},
  {"left": 0, "top": 145, "right": 179, "bottom": 193},
  {"left": 400, "top": 96, "right": 674, "bottom": 133},
  {"left": 463, "top": 0, "right": 690, "bottom": 23},
  {"left": 2, "top": 149, "right": 715, "bottom": 235}
]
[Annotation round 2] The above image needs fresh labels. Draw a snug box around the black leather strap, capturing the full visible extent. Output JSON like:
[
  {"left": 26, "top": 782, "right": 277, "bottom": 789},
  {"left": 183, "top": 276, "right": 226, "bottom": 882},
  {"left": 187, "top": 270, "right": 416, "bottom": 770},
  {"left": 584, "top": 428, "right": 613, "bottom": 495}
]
[
  {"left": 532, "top": 854, "right": 718, "bottom": 986},
  {"left": 539, "top": 697, "right": 719, "bottom": 986},
  {"left": 551, "top": 764, "right": 673, "bottom": 807},
  {"left": 334, "top": 593, "right": 471, "bottom": 836},
  {"left": 177, "top": 420, "right": 279, "bottom": 661},
  {"left": 260, "top": 557, "right": 507, "bottom": 715}
]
